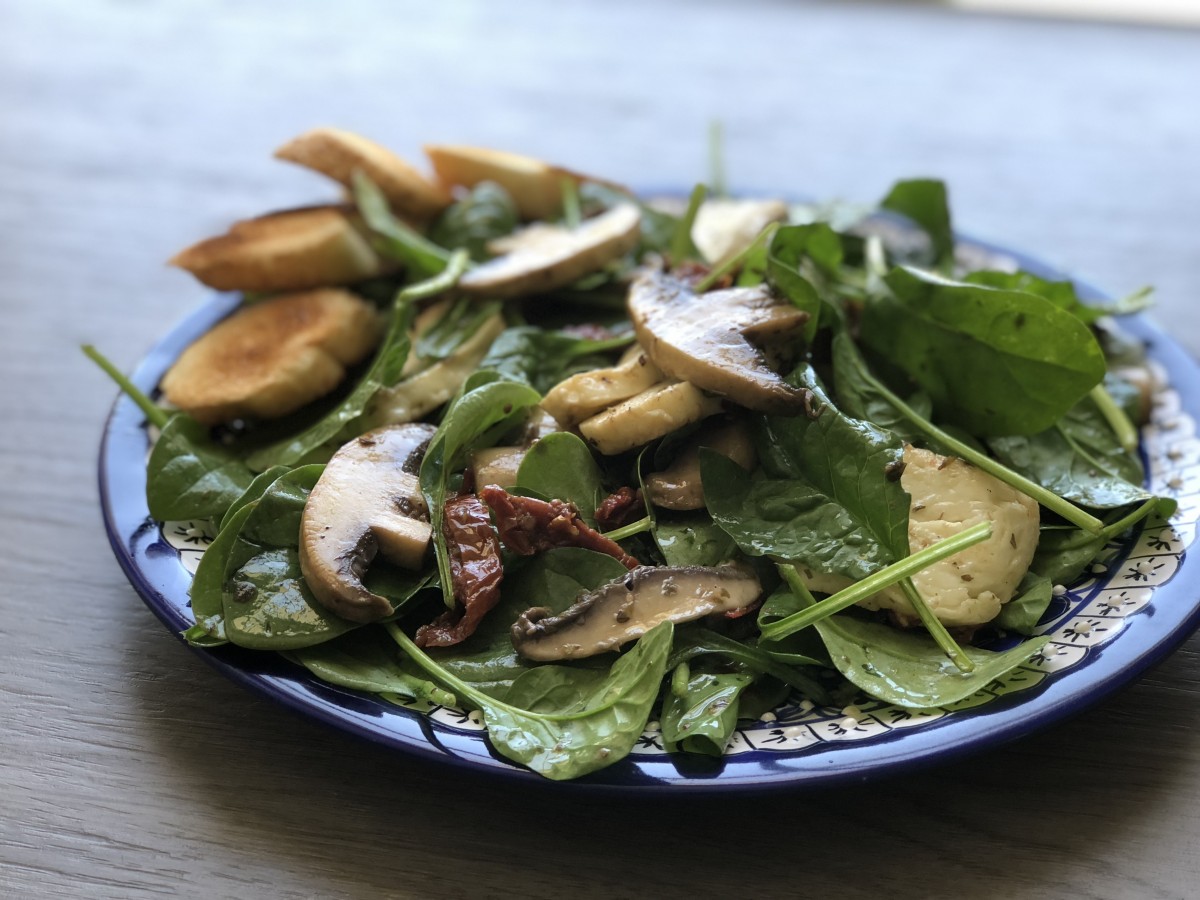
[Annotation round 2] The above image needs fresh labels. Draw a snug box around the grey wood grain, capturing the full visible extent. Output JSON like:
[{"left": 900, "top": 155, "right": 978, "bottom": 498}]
[{"left": 3, "top": 1, "right": 1200, "bottom": 898}]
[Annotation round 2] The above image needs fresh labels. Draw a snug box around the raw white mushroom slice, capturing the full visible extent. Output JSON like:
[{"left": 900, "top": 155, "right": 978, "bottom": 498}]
[
  {"left": 692, "top": 197, "right": 788, "bottom": 266},
  {"left": 458, "top": 204, "right": 641, "bottom": 300}
]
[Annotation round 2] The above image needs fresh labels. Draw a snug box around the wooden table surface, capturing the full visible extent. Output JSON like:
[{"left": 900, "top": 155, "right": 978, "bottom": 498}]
[{"left": 4, "top": 2, "right": 1200, "bottom": 897}]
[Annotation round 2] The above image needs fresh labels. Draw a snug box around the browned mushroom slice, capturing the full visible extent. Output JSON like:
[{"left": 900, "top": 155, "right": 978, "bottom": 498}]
[
  {"left": 424, "top": 144, "right": 612, "bottom": 221},
  {"left": 298, "top": 423, "right": 436, "bottom": 624},
  {"left": 275, "top": 128, "right": 450, "bottom": 221},
  {"left": 511, "top": 563, "right": 762, "bottom": 661},
  {"left": 645, "top": 418, "right": 757, "bottom": 510},
  {"left": 159, "top": 289, "right": 382, "bottom": 425},
  {"left": 456, "top": 204, "right": 641, "bottom": 300},
  {"left": 169, "top": 205, "right": 387, "bottom": 292},
  {"left": 628, "top": 272, "right": 810, "bottom": 415}
]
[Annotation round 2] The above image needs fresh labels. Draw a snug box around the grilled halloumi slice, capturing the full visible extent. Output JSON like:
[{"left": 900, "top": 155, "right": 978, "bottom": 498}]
[
  {"left": 169, "top": 205, "right": 386, "bottom": 293},
  {"left": 160, "top": 289, "right": 382, "bottom": 424},
  {"left": 275, "top": 128, "right": 450, "bottom": 221}
]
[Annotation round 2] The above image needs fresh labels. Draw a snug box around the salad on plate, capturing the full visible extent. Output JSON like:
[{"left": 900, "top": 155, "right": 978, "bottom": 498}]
[{"left": 88, "top": 128, "right": 1174, "bottom": 780}]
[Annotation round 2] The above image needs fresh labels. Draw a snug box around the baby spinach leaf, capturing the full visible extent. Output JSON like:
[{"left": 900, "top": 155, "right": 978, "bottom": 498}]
[
  {"left": 428, "top": 181, "right": 519, "bottom": 260},
  {"left": 965, "top": 271, "right": 1153, "bottom": 325},
  {"left": 861, "top": 266, "right": 1106, "bottom": 436},
  {"left": 661, "top": 667, "right": 754, "bottom": 756},
  {"left": 246, "top": 254, "right": 468, "bottom": 471},
  {"left": 670, "top": 626, "right": 829, "bottom": 700},
  {"left": 220, "top": 466, "right": 429, "bottom": 650},
  {"left": 478, "top": 326, "right": 631, "bottom": 394},
  {"left": 218, "top": 465, "right": 291, "bottom": 531},
  {"left": 288, "top": 630, "right": 456, "bottom": 706},
  {"left": 352, "top": 171, "right": 452, "bottom": 278},
  {"left": 389, "top": 621, "right": 674, "bottom": 781},
  {"left": 879, "top": 178, "right": 954, "bottom": 266},
  {"left": 763, "top": 588, "right": 1048, "bottom": 709},
  {"left": 987, "top": 393, "right": 1151, "bottom": 509},
  {"left": 652, "top": 513, "right": 737, "bottom": 568},
  {"left": 419, "top": 377, "right": 547, "bottom": 607},
  {"left": 830, "top": 331, "right": 934, "bottom": 447},
  {"left": 994, "top": 571, "right": 1053, "bottom": 635},
  {"left": 515, "top": 432, "right": 607, "bottom": 526},
  {"left": 764, "top": 224, "right": 842, "bottom": 344},
  {"left": 414, "top": 296, "right": 503, "bottom": 364},
  {"left": 708, "top": 364, "right": 909, "bottom": 580},
  {"left": 146, "top": 415, "right": 257, "bottom": 521},
  {"left": 184, "top": 502, "right": 255, "bottom": 646}
]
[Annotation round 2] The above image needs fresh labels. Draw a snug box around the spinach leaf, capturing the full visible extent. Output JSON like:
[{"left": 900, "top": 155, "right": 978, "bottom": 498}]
[
  {"left": 352, "top": 171, "right": 452, "bottom": 278},
  {"left": 218, "top": 465, "right": 291, "bottom": 531},
  {"left": 478, "top": 326, "right": 631, "bottom": 394},
  {"left": 221, "top": 466, "right": 428, "bottom": 650},
  {"left": 861, "top": 266, "right": 1106, "bottom": 436},
  {"left": 413, "top": 296, "right": 503, "bottom": 364},
  {"left": 146, "top": 415, "right": 257, "bottom": 521},
  {"left": 706, "top": 364, "right": 909, "bottom": 581},
  {"left": 389, "top": 621, "right": 674, "bottom": 780},
  {"left": 965, "top": 271, "right": 1153, "bottom": 325},
  {"left": 515, "top": 432, "right": 606, "bottom": 526},
  {"left": 428, "top": 181, "right": 519, "bottom": 260},
  {"left": 653, "top": 513, "right": 737, "bottom": 567},
  {"left": 994, "top": 571, "right": 1053, "bottom": 635},
  {"left": 669, "top": 626, "right": 829, "bottom": 699},
  {"left": 987, "top": 393, "right": 1151, "bottom": 509},
  {"left": 245, "top": 253, "right": 469, "bottom": 471},
  {"left": 830, "top": 331, "right": 934, "bottom": 447},
  {"left": 764, "top": 224, "right": 842, "bottom": 344},
  {"left": 761, "top": 589, "right": 1048, "bottom": 709},
  {"left": 288, "top": 629, "right": 456, "bottom": 706},
  {"left": 661, "top": 666, "right": 754, "bottom": 756},
  {"left": 879, "top": 178, "right": 954, "bottom": 266},
  {"left": 419, "top": 378, "right": 544, "bottom": 607}
]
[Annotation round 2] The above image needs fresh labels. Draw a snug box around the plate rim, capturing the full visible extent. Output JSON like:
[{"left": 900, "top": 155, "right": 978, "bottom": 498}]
[{"left": 98, "top": 231, "right": 1200, "bottom": 794}]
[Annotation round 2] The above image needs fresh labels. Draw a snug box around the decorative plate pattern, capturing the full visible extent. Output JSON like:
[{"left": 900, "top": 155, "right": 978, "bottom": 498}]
[{"left": 101, "top": 233, "right": 1200, "bottom": 791}]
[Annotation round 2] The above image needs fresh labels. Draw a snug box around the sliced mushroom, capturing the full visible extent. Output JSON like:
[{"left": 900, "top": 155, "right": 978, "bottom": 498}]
[
  {"left": 692, "top": 198, "right": 788, "bottom": 266},
  {"left": 275, "top": 127, "right": 450, "bottom": 221},
  {"left": 424, "top": 144, "right": 610, "bottom": 221},
  {"left": 577, "top": 380, "right": 723, "bottom": 455},
  {"left": 169, "top": 205, "right": 387, "bottom": 292},
  {"left": 362, "top": 311, "right": 506, "bottom": 427},
  {"left": 468, "top": 410, "right": 561, "bottom": 488},
  {"left": 512, "top": 563, "right": 762, "bottom": 661},
  {"left": 628, "top": 272, "right": 809, "bottom": 415},
  {"left": 299, "top": 423, "right": 437, "bottom": 624},
  {"left": 540, "top": 347, "right": 663, "bottom": 427},
  {"left": 160, "top": 289, "right": 382, "bottom": 424},
  {"left": 457, "top": 204, "right": 641, "bottom": 300},
  {"left": 645, "top": 418, "right": 757, "bottom": 510}
]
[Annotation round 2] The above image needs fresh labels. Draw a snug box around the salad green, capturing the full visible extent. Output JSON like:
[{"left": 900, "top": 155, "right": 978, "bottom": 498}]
[{"left": 90, "top": 135, "right": 1173, "bottom": 781}]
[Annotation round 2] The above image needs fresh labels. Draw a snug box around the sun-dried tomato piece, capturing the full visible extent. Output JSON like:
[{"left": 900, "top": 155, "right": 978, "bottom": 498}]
[
  {"left": 594, "top": 486, "right": 643, "bottom": 531},
  {"left": 479, "top": 485, "right": 640, "bottom": 570},
  {"left": 415, "top": 495, "right": 504, "bottom": 648}
]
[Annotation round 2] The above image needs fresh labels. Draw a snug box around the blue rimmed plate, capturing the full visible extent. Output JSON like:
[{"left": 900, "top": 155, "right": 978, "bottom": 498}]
[{"left": 99, "top": 234, "right": 1200, "bottom": 792}]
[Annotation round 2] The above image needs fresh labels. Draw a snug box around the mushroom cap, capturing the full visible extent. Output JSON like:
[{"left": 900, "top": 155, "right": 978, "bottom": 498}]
[
  {"left": 169, "top": 205, "right": 387, "bottom": 292},
  {"left": 628, "top": 272, "right": 809, "bottom": 415},
  {"left": 458, "top": 204, "right": 641, "bottom": 300},
  {"left": 159, "top": 289, "right": 382, "bottom": 425},
  {"left": 512, "top": 563, "right": 762, "bottom": 661},
  {"left": 298, "top": 423, "right": 437, "bottom": 624},
  {"left": 275, "top": 127, "right": 450, "bottom": 221}
]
